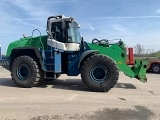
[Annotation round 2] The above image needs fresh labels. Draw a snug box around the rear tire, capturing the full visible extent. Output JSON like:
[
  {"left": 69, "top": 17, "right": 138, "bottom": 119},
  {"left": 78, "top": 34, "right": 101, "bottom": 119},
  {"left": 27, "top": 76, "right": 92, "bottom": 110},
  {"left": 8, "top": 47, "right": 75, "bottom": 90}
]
[
  {"left": 151, "top": 64, "right": 160, "bottom": 73},
  {"left": 81, "top": 54, "right": 119, "bottom": 92},
  {"left": 11, "top": 56, "right": 43, "bottom": 87}
]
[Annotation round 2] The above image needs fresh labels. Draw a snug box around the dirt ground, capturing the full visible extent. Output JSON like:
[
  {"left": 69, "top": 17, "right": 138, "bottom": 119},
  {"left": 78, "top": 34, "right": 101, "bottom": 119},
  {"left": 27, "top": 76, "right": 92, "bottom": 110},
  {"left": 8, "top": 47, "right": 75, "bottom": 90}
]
[{"left": 0, "top": 67, "right": 160, "bottom": 120}]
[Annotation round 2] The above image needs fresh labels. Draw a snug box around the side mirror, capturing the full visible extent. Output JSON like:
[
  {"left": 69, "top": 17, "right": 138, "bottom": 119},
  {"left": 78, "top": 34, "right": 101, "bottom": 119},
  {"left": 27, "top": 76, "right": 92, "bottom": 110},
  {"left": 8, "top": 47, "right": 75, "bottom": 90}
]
[
  {"left": 80, "top": 37, "right": 85, "bottom": 50},
  {"left": 81, "top": 37, "right": 84, "bottom": 45},
  {"left": 81, "top": 37, "right": 84, "bottom": 41}
]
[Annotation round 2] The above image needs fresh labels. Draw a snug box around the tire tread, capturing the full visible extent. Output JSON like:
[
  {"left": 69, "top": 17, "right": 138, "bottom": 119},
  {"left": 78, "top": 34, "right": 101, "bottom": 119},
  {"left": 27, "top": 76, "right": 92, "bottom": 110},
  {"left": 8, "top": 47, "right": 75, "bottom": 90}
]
[
  {"left": 11, "top": 55, "right": 43, "bottom": 88},
  {"left": 81, "top": 54, "right": 119, "bottom": 92}
]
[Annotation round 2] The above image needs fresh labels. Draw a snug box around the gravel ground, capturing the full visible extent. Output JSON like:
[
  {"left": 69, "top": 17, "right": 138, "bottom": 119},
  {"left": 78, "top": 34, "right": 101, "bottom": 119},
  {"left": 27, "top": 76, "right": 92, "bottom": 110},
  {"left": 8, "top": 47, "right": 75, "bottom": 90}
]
[{"left": 0, "top": 67, "right": 160, "bottom": 120}]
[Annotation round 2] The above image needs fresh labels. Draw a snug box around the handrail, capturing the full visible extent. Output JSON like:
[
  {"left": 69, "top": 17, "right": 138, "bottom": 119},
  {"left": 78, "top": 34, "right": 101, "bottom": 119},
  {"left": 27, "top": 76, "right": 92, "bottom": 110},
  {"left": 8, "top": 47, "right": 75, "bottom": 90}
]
[{"left": 30, "top": 29, "right": 44, "bottom": 49}]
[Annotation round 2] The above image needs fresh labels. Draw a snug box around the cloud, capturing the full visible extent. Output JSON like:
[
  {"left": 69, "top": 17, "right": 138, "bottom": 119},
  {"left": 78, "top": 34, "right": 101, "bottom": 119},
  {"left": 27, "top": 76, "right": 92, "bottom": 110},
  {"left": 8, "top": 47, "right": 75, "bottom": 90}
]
[
  {"left": 81, "top": 23, "right": 96, "bottom": 31},
  {"left": 0, "top": 0, "right": 53, "bottom": 53},
  {"left": 86, "top": 16, "right": 160, "bottom": 20},
  {"left": 89, "top": 26, "right": 96, "bottom": 31},
  {"left": 5, "top": 0, "right": 52, "bottom": 19},
  {"left": 111, "top": 24, "right": 128, "bottom": 33},
  {"left": 1, "top": 0, "right": 160, "bottom": 54},
  {"left": 0, "top": 11, "right": 40, "bottom": 34},
  {"left": 37, "top": 0, "right": 78, "bottom": 3},
  {"left": 156, "top": 9, "right": 160, "bottom": 14},
  {"left": 0, "top": 0, "right": 52, "bottom": 34}
]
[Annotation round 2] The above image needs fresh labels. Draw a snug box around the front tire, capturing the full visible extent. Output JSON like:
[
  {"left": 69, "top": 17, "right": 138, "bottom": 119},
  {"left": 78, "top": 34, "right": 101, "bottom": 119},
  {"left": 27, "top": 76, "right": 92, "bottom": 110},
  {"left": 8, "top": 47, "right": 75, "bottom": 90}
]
[
  {"left": 11, "top": 56, "right": 43, "bottom": 87},
  {"left": 81, "top": 54, "right": 119, "bottom": 92}
]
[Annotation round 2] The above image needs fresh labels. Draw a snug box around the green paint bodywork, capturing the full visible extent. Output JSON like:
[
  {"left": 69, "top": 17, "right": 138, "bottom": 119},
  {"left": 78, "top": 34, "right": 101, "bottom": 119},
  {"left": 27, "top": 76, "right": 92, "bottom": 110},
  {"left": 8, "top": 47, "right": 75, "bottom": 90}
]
[
  {"left": 87, "top": 41, "right": 148, "bottom": 83},
  {"left": 6, "top": 35, "right": 48, "bottom": 57},
  {"left": 5, "top": 35, "right": 148, "bottom": 82}
]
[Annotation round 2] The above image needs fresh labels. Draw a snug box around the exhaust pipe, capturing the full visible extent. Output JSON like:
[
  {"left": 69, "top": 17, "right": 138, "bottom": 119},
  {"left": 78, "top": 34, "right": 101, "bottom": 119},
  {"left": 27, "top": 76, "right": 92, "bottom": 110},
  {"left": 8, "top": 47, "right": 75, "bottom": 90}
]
[{"left": 127, "top": 47, "right": 134, "bottom": 65}]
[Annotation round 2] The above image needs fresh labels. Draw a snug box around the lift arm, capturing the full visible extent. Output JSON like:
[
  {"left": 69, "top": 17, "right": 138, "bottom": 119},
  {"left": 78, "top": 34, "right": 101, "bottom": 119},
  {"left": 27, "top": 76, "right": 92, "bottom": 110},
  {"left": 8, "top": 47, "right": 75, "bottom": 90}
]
[{"left": 87, "top": 40, "right": 148, "bottom": 83}]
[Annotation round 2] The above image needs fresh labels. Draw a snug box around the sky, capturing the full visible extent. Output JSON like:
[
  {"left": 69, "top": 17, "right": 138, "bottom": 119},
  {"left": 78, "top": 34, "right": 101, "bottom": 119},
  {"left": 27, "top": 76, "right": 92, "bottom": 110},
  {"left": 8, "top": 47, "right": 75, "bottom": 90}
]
[{"left": 0, "top": 0, "right": 160, "bottom": 54}]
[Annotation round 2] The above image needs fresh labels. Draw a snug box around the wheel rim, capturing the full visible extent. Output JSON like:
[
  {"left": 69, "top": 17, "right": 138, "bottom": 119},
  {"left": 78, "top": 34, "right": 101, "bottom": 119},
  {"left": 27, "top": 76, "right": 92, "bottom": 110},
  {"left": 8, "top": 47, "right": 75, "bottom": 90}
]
[
  {"left": 16, "top": 64, "right": 30, "bottom": 80},
  {"left": 153, "top": 66, "right": 159, "bottom": 72},
  {"left": 90, "top": 65, "right": 109, "bottom": 83}
]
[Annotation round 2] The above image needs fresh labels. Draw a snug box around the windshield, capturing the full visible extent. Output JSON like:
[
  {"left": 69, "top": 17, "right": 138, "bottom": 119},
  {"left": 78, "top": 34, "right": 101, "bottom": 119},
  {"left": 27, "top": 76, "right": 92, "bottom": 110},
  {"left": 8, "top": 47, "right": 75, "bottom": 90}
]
[{"left": 67, "top": 22, "right": 81, "bottom": 43}]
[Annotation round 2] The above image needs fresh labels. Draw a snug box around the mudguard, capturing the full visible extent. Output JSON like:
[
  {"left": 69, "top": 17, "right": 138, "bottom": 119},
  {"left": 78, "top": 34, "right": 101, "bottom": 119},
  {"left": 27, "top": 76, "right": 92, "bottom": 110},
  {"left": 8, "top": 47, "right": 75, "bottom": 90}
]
[
  {"left": 78, "top": 50, "right": 98, "bottom": 68},
  {"left": 9, "top": 47, "right": 45, "bottom": 71}
]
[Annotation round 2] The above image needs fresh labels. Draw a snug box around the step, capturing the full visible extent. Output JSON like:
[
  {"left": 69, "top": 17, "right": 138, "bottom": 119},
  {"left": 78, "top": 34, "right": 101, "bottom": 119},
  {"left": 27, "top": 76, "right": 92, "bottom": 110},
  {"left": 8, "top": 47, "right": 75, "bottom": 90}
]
[
  {"left": 44, "top": 63, "right": 54, "bottom": 65},
  {"left": 45, "top": 69, "right": 54, "bottom": 71},
  {"left": 43, "top": 57, "right": 54, "bottom": 64},
  {"left": 45, "top": 65, "right": 54, "bottom": 71},
  {"left": 42, "top": 50, "right": 54, "bottom": 58},
  {"left": 44, "top": 77, "right": 54, "bottom": 80},
  {"left": 44, "top": 71, "right": 56, "bottom": 79}
]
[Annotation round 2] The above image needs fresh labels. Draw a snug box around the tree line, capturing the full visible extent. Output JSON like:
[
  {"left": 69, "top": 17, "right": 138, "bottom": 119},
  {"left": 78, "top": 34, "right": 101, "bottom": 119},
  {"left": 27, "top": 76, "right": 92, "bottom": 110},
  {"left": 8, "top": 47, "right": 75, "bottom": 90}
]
[{"left": 134, "top": 43, "right": 160, "bottom": 58}]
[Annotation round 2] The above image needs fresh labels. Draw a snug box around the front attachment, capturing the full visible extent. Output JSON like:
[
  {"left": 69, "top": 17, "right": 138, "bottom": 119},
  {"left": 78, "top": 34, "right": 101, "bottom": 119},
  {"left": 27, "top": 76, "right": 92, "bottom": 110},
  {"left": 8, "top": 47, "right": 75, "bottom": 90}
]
[{"left": 131, "top": 59, "right": 148, "bottom": 83}]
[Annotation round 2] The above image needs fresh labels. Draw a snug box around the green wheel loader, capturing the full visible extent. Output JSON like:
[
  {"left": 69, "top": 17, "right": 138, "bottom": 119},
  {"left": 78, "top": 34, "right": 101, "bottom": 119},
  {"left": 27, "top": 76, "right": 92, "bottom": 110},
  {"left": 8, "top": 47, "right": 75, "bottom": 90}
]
[{"left": 0, "top": 15, "right": 148, "bottom": 92}]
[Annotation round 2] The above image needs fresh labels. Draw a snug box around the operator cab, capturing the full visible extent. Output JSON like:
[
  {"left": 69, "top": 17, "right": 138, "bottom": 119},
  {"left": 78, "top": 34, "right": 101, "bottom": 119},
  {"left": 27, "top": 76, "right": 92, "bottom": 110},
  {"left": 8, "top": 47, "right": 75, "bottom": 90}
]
[{"left": 46, "top": 15, "right": 81, "bottom": 51}]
